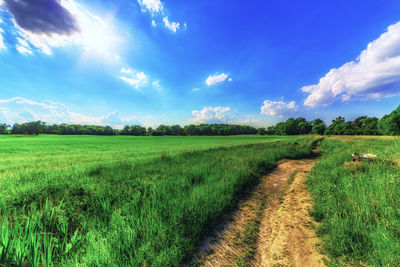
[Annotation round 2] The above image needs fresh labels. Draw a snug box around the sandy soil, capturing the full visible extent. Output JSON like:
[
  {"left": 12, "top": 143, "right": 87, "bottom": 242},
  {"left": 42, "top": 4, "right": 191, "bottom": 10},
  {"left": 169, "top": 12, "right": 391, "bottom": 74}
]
[
  {"left": 255, "top": 160, "right": 325, "bottom": 267},
  {"left": 197, "top": 159, "right": 326, "bottom": 267}
]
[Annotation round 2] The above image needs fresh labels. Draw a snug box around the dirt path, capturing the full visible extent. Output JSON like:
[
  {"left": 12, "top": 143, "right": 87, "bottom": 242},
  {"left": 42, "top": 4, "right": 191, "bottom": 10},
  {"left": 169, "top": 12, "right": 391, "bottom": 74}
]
[{"left": 197, "top": 159, "right": 325, "bottom": 267}]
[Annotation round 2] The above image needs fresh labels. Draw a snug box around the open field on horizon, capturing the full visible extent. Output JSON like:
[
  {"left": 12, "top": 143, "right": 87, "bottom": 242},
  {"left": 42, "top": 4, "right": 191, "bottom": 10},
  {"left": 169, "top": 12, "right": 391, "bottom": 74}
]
[
  {"left": 0, "top": 134, "right": 299, "bottom": 173},
  {"left": 0, "top": 134, "right": 312, "bottom": 266}
]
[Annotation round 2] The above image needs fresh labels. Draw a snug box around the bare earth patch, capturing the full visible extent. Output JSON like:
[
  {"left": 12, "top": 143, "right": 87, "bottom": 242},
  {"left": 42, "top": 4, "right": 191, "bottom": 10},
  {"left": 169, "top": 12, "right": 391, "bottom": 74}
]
[{"left": 197, "top": 159, "right": 326, "bottom": 267}]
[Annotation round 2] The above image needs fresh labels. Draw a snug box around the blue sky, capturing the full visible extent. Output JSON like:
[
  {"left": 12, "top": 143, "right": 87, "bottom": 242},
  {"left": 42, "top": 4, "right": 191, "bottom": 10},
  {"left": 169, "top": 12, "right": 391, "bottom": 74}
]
[{"left": 1, "top": 0, "right": 400, "bottom": 128}]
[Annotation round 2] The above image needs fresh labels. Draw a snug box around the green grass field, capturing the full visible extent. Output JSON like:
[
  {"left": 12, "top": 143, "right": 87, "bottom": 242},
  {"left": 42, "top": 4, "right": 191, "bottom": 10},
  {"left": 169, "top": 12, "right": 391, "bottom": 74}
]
[
  {"left": 0, "top": 134, "right": 310, "bottom": 266},
  {"left": 0, "top": 134, "right": 296, "bottom": 172},
  {"left": 307, "top": 136, "right": 400, "bottom": 265},
  {"left": 3, "top": 134, "right": 399, "bottom": 266}
]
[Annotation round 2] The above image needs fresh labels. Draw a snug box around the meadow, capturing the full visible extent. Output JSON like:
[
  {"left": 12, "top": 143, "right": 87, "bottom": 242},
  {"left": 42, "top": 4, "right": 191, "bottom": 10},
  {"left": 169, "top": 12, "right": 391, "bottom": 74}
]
[
  {"left": 307, "top": 136, "right": 400, "bottom": 265},
  {"left": 0, "top": 134, "right": 312, "bottom": 266}
]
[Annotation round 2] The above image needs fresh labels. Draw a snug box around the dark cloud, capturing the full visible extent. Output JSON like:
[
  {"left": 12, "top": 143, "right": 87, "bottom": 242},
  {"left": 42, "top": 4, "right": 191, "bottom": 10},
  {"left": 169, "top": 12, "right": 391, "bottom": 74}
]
[{"left": 4, "top": 0, "right": 79, "bottom": 35}]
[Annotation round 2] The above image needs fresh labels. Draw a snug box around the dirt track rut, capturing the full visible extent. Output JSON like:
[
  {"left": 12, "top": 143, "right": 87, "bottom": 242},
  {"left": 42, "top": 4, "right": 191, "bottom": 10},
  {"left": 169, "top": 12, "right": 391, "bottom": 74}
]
[{"left": 198, "top": 159, "right": 325, "bottom": 266}]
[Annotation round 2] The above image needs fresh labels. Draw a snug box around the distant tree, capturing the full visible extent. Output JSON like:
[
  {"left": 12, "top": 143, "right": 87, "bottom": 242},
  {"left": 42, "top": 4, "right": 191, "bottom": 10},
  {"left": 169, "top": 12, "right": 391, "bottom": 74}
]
[
  {"left": 325, "top": 117, "right": 346, "bottom": 135},
  {"left": 378, "top": 105, "right": 400, "bottom": 135},
  {"left": 353, "top": 116, "right": 379, "bottom": 135},
  {"left": 0, "top": 123, "right": 9, "bottom": 134},
  {"left": 283, "top": 118, "right": 299, "bottom": 135},
  {"left": 257, "top": 128, "right": 267, "bottom": 135},
  {"left": 170, "top": 125, "right": 184, "bottom": 135},
  {"left": 184, "top": 125, "right": 196, "bottom": 135},
  {"left": 296, "top": 117, "right": 312, "bottom": 134},
  {"left": 103, "top": 126, "right": 115, "bottom": 135},
  {"left": 273, "top": 122, "right": 285, "bottom": 135},
  {"left": 311, "top": 119, "right": 326, "bottom": 135}
]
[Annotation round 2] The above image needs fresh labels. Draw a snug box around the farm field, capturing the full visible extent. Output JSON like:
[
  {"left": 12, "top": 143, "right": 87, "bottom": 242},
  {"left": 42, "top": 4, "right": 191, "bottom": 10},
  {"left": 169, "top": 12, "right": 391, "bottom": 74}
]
[
  {"left": 308, "top": 136, "right": 400, "bottom": 265},
  {"left": 0, "top": 134, "right": 297, "bottom": 172},
  {"left": 2, "top": 134, "right": 400, "bottom": 266},
  {"left": 0, "top": 134, "right": 311, "bottom": 266}
]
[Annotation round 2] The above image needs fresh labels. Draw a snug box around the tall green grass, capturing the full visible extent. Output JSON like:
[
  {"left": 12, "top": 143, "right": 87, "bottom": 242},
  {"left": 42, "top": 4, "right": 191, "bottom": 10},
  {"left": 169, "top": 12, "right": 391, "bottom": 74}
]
[
  {"left": 307, "top": 137, "right": 400, "bottom": 265},
  {"left": 0, "top": 136, "right": 314, "bottom": 266}
]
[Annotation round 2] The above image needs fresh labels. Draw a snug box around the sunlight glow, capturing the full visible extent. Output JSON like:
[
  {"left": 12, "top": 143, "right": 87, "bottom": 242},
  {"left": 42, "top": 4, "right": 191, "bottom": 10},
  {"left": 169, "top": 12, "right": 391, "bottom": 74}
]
[{"left": 61, "top": 0, "right": 121, "bottom": 58}]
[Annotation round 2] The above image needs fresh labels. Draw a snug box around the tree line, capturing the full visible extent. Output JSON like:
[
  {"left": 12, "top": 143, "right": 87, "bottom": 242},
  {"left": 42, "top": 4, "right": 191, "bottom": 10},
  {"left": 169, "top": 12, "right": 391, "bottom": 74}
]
[
  {"left": 0, "top": 122, "right": 259, "bottom": 136},
  {"left": 1, "top": 104, "right": 399, "bottom": 136},
  {"left": 267, "top": 105, "right": 400, "bottom": 135}
]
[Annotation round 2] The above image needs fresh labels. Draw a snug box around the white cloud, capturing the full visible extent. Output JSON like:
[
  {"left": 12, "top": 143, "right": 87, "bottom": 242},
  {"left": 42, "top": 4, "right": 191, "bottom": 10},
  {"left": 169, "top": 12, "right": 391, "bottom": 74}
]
[
  {"left": 230, "top": 118, "right": 261, "bottom": 126},
  {"left": 137, "top": 0, "right": 185, "bottom": 31},
  {"left": 205, "top": 73, "right": 229, "bottom": 86},
  {"left": 163, "top": 16, "right": 180, "bottom": 32},
  {"left": 192, "top": 88, "right": 201, "bottom": 91},
  {"left": 152, "top": 81, "right": 160, "bottom": 88},
  {"left": 190, "top": 106, "right": 230, "bottom": 124},
  {"left": 121, "top": 67, "right": 132, "bottom": 74},
  {"left": 0, "top": 96, "right": 140, "bottom": 128},
  {"left": 228, "top": 78, "right": 232, "bottom": 82},
  {"left": 16, "top": 45, "right": 32, "bottom": 54},
  {"left": 138, "top": 0, "right": 163, "bottom": 14},
  {"left": 15, "top": 37, "right": 33, "bottom": 54},
  {"left": 119, "top": 68, "right": 163, "bottom": 92},
  {"left": 120, "top": 70, "right": 149, "bottom": 89},
  {"left": 302, "top": 21, "right": 400, "bottom": 107},
  {"left": 152, "top": 80, "right": 163, "bottom": 92},
  {"left": 260, "top": 99, "right": 296, "bottom": 117},
  {"left": 0, "top": 27, "right": 6, "bottom": 51}
]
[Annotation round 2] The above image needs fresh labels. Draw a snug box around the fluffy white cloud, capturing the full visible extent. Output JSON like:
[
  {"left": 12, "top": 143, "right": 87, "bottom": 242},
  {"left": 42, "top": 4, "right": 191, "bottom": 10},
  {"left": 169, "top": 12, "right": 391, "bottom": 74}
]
[
  {"left": 0, "top": 96, "right": 140, "bottom": 128},
  {"left": 190, "top": 106, "right": 230, "bottom": 124},
  {"left": 302, "top": 21, "right": 400, "bottom": 107},
  {"left": 163, "top": 16, "right": 179, "bottom": 32},
  {"left": 260, "top": 99, "right": 296, "bottom": 117},
  {"left": 151, "top": 20, "right": 156, "bottom": 27},
  {"left": 1, "top": 0, "right": 121, "bottom": 56},
  {"left": 205, "top": 73, "right": 229, "bottom": 86},
  {"left": 138, "top": 0, "right": 163, "bottom": 14},
  {"left": 120, "top": 71, "right": 149, "bottom": 89}
]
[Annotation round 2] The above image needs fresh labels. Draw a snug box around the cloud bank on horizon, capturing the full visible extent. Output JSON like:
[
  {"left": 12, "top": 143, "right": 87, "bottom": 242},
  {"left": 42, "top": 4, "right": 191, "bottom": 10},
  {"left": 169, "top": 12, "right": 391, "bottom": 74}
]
[
  {"left": 0, "top": 96, "right": 140, "bottom": 128},
  {"left": 190, "top": 106, "right": 231, "bottom": 124},
  {"left": 0, "top": 96, "right": 234, "bottom": 128}
]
